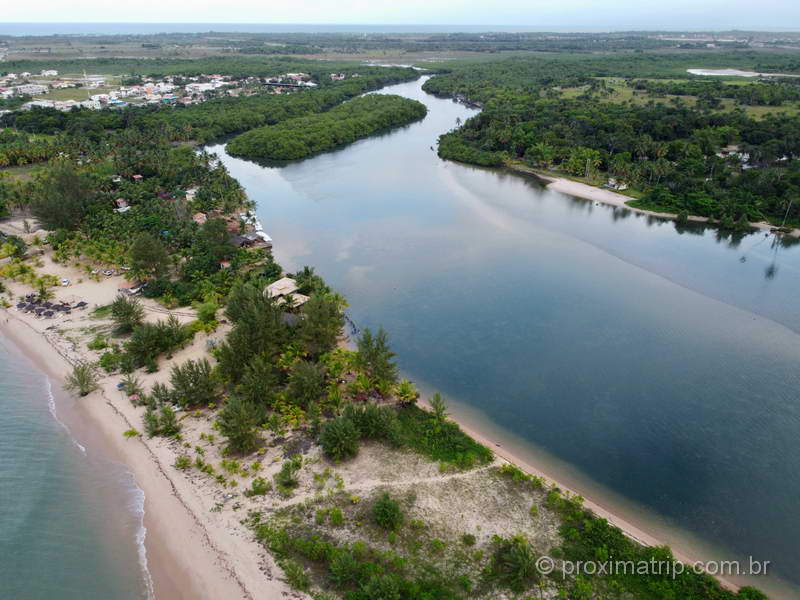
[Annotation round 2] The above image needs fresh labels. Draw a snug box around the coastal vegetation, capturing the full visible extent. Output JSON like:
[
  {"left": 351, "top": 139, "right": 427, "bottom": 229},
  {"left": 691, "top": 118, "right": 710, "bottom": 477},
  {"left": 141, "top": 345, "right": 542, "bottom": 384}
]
[
  {"left": 425, "top": 53, "right": 800, "bottom": 226},
  {"left": 0, "top": 51, "right": 778, "bottom": 599},
  {"left": 64, "top": 362, "right": 100, "bottom": 396},
  {"left": 1, "top": 64, "right": 419, "bottom": 144},
  {"left": 226, "top": 94, "right": 427, "bottom": 160}
]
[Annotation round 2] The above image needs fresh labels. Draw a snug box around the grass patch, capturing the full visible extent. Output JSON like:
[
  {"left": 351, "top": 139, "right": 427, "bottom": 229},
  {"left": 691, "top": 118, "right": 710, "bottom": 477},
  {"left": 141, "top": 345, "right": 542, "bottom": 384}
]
[{"left": 396, "top": 405, "right": 493, "bottom": 469}]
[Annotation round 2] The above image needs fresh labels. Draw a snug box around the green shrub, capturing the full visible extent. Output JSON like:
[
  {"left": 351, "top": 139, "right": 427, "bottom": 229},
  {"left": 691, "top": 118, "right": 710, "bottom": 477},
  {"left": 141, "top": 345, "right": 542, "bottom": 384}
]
[
  {"left": 174, "top": 455, "right": 192, "bottom": 470},
  {"left": 281, "top": 559, "right": 310, "bottom": 591},
  {"left": 144, "top": 407, "right": 160, "bottom": 438},
  {"left": 490, "top": 536, "right": 540, "bottom": 591},
  {"left": 328, "top": 549, "right": 360, "bottom": 587},
  {"left": 159, "top": 405, "right": 181, "bottom": 437},
  {"left": 64, "top": 362, "right": 99, "bottom": 397},
  {"left": 372, "top": 492, "right": 403, "bottom": 531},
  {"left": 195, "top": 300, "right": 218, "bottom": 323},
  {"left": 461, "top": 533, "right": 476, "bottom": 546},
  {"left": 99, "top": 351, "right": 120, "bottom": 373},
  {"left": 343, "top": 403, "right": 400, "bottom": 443},
  {"left": 319, "top": 416, "right": 360, "bottom": 461},
  {"left": 361, "top": 574, "right": 402, "bottom": 600},
  {"left": 170, "top": 358, "right": 218, "bottom": 407},
  {"left": 396, "top": 405, "right": 492, "bottom": 468},
  {"left": 287, "top": 360, "right": 326, "bottom": 408},
  {"left": 243, "top": 477, "right": 271, "bottom": 497},
  {"left": 87, "top": 334, "right": 108, "bottom": 350},
  {"left": 274, "top": 455, "right": 303, "bottom": 491},
  {"left": 143, "top": 405, "right": 181, "bottom": 438},
  {"left": 110, "top": 294, "right": 145, "bottom": 335},
  {"left": 329, "top": 507, "right": 345, "bottom": 526},
  {"left": 218, "top": 396, "right": 262, "bottom": 454}
]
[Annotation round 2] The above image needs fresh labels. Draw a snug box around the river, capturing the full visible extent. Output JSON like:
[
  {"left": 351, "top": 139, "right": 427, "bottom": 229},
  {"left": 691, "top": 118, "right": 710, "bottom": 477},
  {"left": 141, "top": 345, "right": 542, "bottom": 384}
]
[{"left": 207, "top": 76, "right": 800, "bottom": 597}]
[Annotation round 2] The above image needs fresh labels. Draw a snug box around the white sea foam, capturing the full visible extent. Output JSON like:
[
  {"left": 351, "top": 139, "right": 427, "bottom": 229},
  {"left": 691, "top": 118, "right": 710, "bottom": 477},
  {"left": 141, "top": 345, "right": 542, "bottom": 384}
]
[
  {"left": 129, "top": 485, "right": 156, "bottom": 600},
  {"left": 45, "top": 375, "right": 154, "bottom": 598},
  {"left": 45, "top": 377, "right": 87, "bottom": 455}
]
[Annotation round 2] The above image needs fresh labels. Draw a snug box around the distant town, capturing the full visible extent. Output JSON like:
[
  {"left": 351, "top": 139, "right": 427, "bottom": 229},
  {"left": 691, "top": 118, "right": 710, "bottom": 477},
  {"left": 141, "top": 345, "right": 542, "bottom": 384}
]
[{"left": 0, "top": 68, "right": 362, "bottom": 114}]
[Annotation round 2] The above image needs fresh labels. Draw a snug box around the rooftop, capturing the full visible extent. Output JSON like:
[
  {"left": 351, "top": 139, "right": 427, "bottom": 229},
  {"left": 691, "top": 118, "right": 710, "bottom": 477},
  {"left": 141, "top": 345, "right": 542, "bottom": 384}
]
[{"left": 265, "top": 276, "right": 299, "bottom": 298}]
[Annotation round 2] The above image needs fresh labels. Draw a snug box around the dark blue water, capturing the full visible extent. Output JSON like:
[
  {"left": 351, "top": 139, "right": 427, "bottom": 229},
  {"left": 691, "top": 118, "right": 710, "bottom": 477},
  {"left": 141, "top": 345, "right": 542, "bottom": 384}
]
[
  {"left": 208, "top": 77, "right": 800, "bottom": 596},
  {"left": 0, "top": 339, "right": 150, "bottom": 600}
]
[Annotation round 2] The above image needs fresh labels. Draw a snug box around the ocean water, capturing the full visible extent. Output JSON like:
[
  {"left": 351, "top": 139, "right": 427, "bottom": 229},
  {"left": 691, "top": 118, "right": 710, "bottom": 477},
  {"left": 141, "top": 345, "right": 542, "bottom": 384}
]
[
  {"left": 0, "top": 23, "right": 566, "bottom": 36},
  {"left": 208, "top": 76, "right": 800, "bottom": 596},
  {"left": 0, "top": 339, "right": 150, "bottom": 600}
]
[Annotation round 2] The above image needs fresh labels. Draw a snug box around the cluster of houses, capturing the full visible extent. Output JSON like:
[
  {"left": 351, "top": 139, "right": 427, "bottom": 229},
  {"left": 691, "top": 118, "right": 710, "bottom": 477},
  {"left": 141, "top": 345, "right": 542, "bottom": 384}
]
[
  {"left": 1, "top": 69, "right": 114, "bottom": 110},
  {"left": 0, "top": 69, "right": 62, "bottom": 99},
  {"left": 190, "top": 208, "right": 273, "bottom": 252},
  {"left": 2, "top": 70, "right": 347, "bottom": 113},
  {"left": 330, "top": 73, "right": 361, "bottom": 81},
  {"left": 107, "top": 175, "right": 274, "bottom": 276}
]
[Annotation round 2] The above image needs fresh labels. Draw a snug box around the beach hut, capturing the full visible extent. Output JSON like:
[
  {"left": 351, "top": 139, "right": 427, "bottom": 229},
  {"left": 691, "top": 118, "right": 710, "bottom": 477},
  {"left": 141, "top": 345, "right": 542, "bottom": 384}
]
[
  {"left": 264, "top": 277, "right": 309, "bottom": 308},
  {"left": 265, "top": 277, "right": 299, "bottom": 299}
]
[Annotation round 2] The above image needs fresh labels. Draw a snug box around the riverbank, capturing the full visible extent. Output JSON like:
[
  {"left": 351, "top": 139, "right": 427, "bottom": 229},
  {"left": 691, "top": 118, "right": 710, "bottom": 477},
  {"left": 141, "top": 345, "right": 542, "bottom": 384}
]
[
  {"left": 417, "top": 396, "right": 750, "bottom": 592},
  {"left": 507, "top": 163, "right": 800, "bottom": 238},
  {"left": 1, "top": 264, "right": 757, "bottom": 598}
]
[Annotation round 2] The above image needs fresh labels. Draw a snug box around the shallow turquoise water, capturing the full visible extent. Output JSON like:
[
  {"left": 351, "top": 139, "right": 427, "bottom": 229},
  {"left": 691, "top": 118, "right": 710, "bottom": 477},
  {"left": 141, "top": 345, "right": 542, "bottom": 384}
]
[
  {"left": 209, "top": 76, "right": 800, "bottom": 593},
  {"left": 0, "top": 340, "right": 149, "bottom": 599}
]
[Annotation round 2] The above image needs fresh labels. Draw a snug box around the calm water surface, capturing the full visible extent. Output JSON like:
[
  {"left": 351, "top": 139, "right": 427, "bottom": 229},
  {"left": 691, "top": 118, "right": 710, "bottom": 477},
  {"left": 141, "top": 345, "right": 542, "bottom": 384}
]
[
  {"left": 0, "top": 340, "right": 149, "bottom": 599},
  {"left": 208, "top": 77, "right": 800, "bottom": 594}
]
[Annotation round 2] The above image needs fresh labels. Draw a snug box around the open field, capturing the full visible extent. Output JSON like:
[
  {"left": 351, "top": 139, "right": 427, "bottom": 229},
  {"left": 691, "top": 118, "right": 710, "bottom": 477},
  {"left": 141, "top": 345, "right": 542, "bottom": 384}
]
[
  {"left": 33, "top": 85, "right": 118, "bottom": 102},
  {"left": 558, "top": 79, "right": 800, "bottom": 119}
]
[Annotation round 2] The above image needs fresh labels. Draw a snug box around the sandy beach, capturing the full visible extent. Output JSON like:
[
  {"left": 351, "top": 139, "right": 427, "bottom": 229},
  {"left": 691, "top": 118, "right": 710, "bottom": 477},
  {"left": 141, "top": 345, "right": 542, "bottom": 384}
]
[
  {"left": 0, "top": 236, "right": 773, "bottom": 598},
  {"left": 509, "top": 164, "right": 800, "bottom": 238},
  {"left": 0, "top": 261, "right": 290, "bottom": 600}
]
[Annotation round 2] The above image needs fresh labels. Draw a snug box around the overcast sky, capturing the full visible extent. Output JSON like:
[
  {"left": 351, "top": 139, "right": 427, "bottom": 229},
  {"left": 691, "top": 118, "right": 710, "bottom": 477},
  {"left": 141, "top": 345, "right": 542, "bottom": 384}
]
[{"left": 2, "top": 0, "right": 799, "bottom": 31}]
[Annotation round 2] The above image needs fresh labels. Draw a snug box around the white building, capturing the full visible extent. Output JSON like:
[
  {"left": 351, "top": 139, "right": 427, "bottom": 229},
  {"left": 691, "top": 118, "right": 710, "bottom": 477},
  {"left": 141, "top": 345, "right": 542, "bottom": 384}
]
[
  {"left": 14, "top": 84, "right": 48, "bottom": 96},
  {"left": 40, "top": 69, "right": 58, "bottom": 77}
]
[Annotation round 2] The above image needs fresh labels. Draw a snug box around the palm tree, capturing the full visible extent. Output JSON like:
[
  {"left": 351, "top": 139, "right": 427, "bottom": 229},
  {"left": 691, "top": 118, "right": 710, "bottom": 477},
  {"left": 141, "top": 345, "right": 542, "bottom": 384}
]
[
  {"left": 429, "top": 393, "right": 448, "bottom": 422},
  {"left": 64, "top": 363, "right": 99, "bottom": 397}
]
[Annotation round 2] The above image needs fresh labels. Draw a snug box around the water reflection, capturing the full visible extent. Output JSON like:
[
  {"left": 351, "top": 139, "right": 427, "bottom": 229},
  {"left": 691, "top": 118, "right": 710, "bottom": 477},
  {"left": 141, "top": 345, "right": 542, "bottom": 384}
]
[{"left": 208, "top": 77, "right": 800, "bottom": 593}]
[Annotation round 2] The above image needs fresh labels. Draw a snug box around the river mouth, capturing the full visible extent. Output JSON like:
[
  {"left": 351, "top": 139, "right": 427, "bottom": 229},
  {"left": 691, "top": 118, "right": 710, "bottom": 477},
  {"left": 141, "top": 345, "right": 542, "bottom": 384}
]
[{"left": 207, "top": 76, "right": 800, "bottom": 597}]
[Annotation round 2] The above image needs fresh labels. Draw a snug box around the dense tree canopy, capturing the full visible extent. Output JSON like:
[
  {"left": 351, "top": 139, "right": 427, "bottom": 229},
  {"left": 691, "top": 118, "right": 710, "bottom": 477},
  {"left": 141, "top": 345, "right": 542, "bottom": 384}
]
[
  {"left": 426, "top": 54, "right": 800, "bottom": 226},
  {"left": 31, "top": 164, "right": 99, "bottom": 230},
  {"left": 226, "top": 94, "right": 427, "bottom": 161}
]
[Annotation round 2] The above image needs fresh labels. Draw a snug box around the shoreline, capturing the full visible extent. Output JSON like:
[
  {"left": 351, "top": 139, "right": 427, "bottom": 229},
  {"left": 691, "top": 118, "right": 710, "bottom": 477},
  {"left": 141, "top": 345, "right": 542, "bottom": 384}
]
[
  {"left": 0, "top": 307, "right": 278, "bottom": 600},
  {"left": 507, "top": 163, "right": 800, "bottom": 238},
  {"left": 4, "top": 307, "right": 791, "bottom": 597},
  {"left": 0, "top": 255, "right": 787, "bottom": 598},
  {"left": 417, "top": 396, "right": 751, "bottom": 593},
  {"left": 4, "top": 282, "right": 792, "bottom": 597}
]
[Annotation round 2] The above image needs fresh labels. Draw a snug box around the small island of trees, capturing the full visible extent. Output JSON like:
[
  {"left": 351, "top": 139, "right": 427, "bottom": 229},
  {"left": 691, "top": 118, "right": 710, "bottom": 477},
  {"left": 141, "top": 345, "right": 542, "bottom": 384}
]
[{"left": 226, "top": 94, "right": 427, "bottom": 161}]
